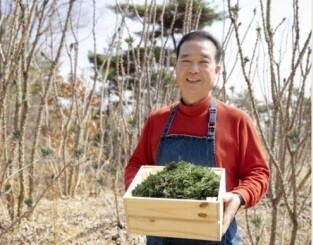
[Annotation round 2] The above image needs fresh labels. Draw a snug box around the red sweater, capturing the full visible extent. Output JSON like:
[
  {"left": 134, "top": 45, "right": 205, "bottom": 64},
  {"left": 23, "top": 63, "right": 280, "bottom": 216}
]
[{"left": 124, "top": 96, "right": 270, "bottom": 208}]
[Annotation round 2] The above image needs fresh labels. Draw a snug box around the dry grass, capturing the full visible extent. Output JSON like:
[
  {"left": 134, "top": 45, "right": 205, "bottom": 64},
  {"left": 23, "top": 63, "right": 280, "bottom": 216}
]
[
  {"left": 0, "top": 189, "right": 145, "bottom": 245},
  {"left": 0, "top": 188, "right": 310, "bottom": 245}
]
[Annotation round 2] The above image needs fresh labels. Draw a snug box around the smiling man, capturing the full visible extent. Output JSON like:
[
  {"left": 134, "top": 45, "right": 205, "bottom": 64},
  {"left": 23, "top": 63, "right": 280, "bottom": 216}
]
[
  {"left": 124, "top": 30, "right": 270, "bottom": 245},
  {"left": 175, "top": 36, "right": 221, "bottom": 105}
]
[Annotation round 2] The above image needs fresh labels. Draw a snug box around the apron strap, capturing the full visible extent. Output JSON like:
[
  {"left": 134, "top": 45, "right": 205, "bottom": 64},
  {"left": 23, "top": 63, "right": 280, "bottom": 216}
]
[
  {"left": 161, "top": 104, "right": 179, "bottom": 138},
  {"left": 207, "top": 98, "right": 217, "bottom": 140}
]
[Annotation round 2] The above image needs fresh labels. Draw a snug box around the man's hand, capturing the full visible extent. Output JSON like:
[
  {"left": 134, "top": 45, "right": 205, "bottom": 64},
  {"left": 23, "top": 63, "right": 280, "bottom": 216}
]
[{"left": 222, "top": 192, "right": 242, "bottom": 235}]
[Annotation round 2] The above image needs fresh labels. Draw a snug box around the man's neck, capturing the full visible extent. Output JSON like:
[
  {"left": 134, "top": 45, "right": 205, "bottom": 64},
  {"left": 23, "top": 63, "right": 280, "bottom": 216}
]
[{"left": 181, "top": 94, "right": 211, "bottom": 106}]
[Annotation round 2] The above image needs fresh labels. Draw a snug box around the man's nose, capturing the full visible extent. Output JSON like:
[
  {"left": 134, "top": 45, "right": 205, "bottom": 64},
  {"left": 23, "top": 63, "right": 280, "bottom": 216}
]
[{"left": 188, "top": 62, "right": 199, "bottom": 72}]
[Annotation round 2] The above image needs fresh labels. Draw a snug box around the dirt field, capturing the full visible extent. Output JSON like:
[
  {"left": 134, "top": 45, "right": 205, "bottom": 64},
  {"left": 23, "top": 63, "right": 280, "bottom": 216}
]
[
  {"left": 0, "top": 190, "right": 310, "bottom": 245},
  {"left": 0, "top": 191, "right": 145, "bottom": 245}
]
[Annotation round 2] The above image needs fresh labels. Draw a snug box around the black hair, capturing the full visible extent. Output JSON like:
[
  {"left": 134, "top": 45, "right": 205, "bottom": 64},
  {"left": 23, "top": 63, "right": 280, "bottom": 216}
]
[{"left": 176, "top": 30, "right": 223, "bottom": 64}]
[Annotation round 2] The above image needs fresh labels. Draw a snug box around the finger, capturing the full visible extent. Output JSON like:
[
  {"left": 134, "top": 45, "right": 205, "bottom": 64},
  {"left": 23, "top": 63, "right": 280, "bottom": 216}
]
[
  {"left": 222, "top": 192, "right": 240, "bottom": 235},
  {"left": 222, "top": 204, "right": 234, "bottom": 232},
  {"left": 222, "top": 192, "right": 233, "bottom": 202}
]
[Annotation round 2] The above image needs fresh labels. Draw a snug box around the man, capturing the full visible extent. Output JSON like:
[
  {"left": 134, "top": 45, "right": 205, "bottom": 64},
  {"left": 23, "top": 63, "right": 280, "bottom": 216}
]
[{"left": 124, "top": 30, "right": 270, "bottom": 244}]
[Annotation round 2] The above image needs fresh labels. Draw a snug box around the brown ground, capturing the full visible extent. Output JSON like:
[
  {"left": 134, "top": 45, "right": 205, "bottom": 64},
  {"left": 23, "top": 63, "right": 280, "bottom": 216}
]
[
  {"left": 0, "top": 191, "right": 145, "bottom": 245},
  {"left": 0, "top": 190, "right": 310, "bottom": 245}
]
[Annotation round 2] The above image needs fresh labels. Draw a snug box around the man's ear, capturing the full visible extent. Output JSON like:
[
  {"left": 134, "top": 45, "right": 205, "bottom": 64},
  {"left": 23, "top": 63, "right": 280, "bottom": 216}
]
[
  {"left": 174, "top": 61, "right": 178, "bottom": 76},
  {"left": 215, "top": 65, "right": 221, "bottom": 74}
]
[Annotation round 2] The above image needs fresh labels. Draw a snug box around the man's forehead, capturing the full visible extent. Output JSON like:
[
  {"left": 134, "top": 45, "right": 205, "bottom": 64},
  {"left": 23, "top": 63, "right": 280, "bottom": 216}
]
[
  {"left": 179, "top": 40, "right": 217, "bottom": 57},
  {"left": 178, "top": 53, "right": 212, "bottom": 59}
]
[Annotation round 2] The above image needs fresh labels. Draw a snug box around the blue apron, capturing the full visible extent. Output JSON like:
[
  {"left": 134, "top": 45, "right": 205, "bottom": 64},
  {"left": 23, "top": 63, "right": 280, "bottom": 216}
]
[{"left": 147, "top": 99, "right": 240, "bottom": 245}]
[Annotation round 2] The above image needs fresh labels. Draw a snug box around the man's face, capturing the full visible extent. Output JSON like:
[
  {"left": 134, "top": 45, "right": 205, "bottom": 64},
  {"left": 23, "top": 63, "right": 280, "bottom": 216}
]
[{"left": 175, "top": 39, "right": 221, "bottom": 105}]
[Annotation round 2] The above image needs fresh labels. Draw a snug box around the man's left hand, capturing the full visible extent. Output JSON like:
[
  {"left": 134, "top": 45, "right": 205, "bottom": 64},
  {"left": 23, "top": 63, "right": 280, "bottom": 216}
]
[{"left": 222, "top": 192, "right": 242, "bottom": 235}]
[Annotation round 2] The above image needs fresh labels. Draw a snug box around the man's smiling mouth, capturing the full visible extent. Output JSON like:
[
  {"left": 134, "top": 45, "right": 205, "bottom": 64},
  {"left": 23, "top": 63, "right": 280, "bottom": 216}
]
[{"left": 186, "top": 78, "right": 201, "bottom": 83}]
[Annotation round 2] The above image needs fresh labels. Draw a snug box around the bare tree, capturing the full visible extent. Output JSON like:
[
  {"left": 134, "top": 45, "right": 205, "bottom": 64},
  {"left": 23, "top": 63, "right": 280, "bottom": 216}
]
[
  {"left": 224, "top": 0, "right": 311, "bottom": 244},
  {"left": 0, "top": 0, "right": 310, "bottom": 243},
  {"left": 0, "top": 0, "right": 77, "bottom": 233}
]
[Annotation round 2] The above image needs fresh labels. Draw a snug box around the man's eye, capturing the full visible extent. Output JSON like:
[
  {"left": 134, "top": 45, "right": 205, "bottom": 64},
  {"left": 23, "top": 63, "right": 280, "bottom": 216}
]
[{"left": 200, "top": 60, "right": 209, "bottom": 63}]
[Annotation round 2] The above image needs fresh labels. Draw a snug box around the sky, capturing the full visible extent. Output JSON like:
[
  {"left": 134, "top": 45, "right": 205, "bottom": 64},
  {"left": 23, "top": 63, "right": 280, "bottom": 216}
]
[{"left": 60, "top": 0, "right": 312, "bottom": 98}]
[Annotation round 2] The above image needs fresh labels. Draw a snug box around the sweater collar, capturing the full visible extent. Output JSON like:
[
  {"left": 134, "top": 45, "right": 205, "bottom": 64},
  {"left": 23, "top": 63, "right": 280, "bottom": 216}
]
[{"left": 178, "top": 95, "right": 212, "bottom": 117}]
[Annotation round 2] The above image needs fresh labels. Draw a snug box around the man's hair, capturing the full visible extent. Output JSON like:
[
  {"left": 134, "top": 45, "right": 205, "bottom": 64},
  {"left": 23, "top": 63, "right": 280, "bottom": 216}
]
[{"left": 176, "top": 30, "right": 223, "bottom": 64}]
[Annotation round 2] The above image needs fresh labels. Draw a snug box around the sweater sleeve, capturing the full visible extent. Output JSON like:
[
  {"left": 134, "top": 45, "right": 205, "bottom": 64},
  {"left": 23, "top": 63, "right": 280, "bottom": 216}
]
[
  {"left": 124, "top": 115, "right": 156, "bottom": 190},
  {"left": 232, "top": 114, "right": 270, "bottom": 208}
]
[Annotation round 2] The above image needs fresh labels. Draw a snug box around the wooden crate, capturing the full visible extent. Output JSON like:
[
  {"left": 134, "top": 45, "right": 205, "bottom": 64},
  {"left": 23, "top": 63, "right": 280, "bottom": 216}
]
[{"left": 123, "top": 165, "right": 225, "bottom": 241}]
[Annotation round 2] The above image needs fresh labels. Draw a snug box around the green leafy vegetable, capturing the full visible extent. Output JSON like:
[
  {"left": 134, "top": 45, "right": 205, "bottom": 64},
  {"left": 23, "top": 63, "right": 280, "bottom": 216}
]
[{"left": 132, "top": 161, "right": 220, "bottom": 200}]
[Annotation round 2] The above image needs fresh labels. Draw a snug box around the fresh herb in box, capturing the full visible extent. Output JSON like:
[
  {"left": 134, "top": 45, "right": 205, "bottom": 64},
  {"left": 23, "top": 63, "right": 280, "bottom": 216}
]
[{"left": 132, "top": 161, "right": 220, "bottom": 200}]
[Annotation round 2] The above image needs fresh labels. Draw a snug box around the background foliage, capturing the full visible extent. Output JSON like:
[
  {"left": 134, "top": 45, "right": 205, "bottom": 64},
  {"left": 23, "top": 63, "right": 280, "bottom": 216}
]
[{"left": 0, "top": 0, "right": 311, "bottom": 244}]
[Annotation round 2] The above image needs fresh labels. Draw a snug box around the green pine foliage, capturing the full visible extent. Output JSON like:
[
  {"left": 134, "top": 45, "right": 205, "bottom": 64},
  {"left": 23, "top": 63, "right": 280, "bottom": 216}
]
[{"left": 132, "top": 161, "right": 220, "bottom": 200}]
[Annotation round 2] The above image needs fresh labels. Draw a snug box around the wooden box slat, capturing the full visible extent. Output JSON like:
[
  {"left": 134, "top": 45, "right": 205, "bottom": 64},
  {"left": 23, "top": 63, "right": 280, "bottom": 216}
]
[{"left": 128, "top": 217, "right": 221, "bottom": 241}]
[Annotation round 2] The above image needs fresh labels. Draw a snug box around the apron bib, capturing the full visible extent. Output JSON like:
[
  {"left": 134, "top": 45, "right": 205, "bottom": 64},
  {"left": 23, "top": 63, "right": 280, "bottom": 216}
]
[{"left": 147, "top": 99, "right": 240, "bottom": 245}]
